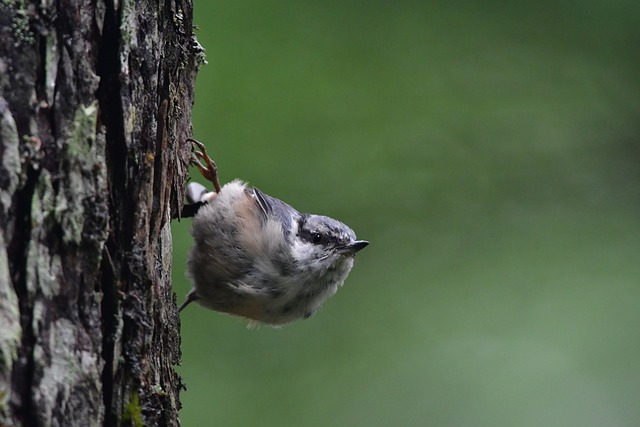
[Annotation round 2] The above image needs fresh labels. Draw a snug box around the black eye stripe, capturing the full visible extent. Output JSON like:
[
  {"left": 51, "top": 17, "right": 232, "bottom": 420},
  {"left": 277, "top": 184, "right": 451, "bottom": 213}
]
[
  {"left": 297, "top": 214, "right": 354, "bottom": 246},
  {"left": 299, "top": 228, "right": 324, "bottom": 245},
  {"left": 298, "top": 222, "right": 326, "bottom": 245}
]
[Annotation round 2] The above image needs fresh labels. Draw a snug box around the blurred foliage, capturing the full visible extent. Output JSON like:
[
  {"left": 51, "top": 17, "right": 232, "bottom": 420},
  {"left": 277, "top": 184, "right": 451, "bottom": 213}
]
[{"left": 172, "top": 1, "right": 640, "bottom": 426}]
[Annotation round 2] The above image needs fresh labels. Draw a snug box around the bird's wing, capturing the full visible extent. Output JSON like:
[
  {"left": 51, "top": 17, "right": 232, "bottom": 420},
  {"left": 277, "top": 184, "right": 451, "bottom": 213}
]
[{"left": 248, "top": 187, "right": 300, "bottom": 236}]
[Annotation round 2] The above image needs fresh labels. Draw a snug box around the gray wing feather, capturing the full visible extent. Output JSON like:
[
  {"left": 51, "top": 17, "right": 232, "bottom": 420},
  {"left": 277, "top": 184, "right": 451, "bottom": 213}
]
[{"left": 249, "top": 187, "right": 300, "bottom": 237}]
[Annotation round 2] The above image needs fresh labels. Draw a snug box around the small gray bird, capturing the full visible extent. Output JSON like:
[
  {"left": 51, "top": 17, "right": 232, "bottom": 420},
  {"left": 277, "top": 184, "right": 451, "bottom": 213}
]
[{"left": 179, "top": 139, "right": 368, "bottom": 326}]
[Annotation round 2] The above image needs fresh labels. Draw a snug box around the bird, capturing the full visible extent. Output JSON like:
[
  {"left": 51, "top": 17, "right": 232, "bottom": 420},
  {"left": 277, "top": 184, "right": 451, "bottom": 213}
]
[{"left": 178, "top": 138, "right": 368, "bottom": 326}]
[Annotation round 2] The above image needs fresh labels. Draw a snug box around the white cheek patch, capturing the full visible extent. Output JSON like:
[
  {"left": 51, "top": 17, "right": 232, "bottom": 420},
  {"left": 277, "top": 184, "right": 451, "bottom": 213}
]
[{"left": 291, "top": 240, "right": 318, "bottom": 264}]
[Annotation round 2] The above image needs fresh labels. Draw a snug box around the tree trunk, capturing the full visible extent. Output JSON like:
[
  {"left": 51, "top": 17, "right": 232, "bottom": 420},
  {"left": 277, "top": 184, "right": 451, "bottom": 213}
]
[{"left": 0, "top": 0, "right": 201, "bottom": 425}]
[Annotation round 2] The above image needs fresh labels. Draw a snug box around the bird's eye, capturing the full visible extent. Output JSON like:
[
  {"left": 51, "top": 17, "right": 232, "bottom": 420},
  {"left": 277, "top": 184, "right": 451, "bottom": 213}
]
[{"left": 312, "top": 232, "right": 322, "bottom": 244}]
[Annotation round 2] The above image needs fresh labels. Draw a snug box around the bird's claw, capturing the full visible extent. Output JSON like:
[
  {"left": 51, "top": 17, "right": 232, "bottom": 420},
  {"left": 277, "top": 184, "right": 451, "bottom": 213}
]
[{"left": 187, "top": 138, "right": 221, "bottom": 193}]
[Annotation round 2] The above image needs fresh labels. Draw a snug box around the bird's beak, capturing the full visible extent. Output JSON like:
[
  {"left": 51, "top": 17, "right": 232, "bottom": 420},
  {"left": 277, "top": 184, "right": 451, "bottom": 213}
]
[{"left": 337, "top": 240, "right": 369, "bottom": 255}]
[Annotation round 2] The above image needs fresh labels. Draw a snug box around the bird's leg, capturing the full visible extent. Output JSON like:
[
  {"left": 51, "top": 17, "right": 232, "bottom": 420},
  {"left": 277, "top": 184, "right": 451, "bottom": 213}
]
[
  {"left": 187, "top": 138, "right": 222, "bottom": 193},
  {"left": 178, "top": 289, "right": 200, "bottom": 312}
]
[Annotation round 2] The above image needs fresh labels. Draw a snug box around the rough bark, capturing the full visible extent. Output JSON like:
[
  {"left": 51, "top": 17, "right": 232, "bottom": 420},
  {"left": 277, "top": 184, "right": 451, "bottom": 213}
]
[{"left": 0, "top": 0, "right": 202, "bottom": 425}]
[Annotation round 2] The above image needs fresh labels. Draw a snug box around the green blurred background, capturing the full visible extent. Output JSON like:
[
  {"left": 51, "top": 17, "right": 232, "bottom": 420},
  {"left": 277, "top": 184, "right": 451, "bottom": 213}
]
[{"left": 172, "top": 1, "right": 640, "bottom": 426}]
